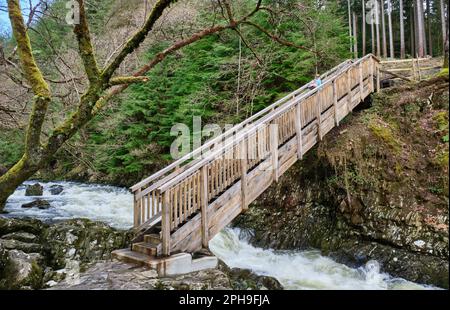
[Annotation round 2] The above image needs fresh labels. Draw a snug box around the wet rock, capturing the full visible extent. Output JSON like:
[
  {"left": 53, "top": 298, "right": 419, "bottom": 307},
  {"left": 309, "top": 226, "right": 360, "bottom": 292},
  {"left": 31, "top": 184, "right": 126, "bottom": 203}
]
[
  {"left": 0, "top": 217, "right": 132, "bottom": 289},
  {"left": 49, "top": 185, "right": 64, "bottom": 195},
  {"left": 49, "top": 261, "right": 239, "bottom": 290},
  {"left": 0, "top": 218, "right": 44, "bottom": 236},
  {"left": 25, "top": 183, "right": 43, "bottom": 196},
  {"left": 1, "top": 232, "right": 38, "bottom": 243},
  {"left": 21, "top": 199, "right": 51, "bottom": 209},
  {"left": 0, "top": 238, "right": 42, "bottom": 253},
  {"left": 218, "top": 260, "right": 283, "bottom": 290},
  {"left": 0, "top": 250, "right": 43, "bottom": 289}
]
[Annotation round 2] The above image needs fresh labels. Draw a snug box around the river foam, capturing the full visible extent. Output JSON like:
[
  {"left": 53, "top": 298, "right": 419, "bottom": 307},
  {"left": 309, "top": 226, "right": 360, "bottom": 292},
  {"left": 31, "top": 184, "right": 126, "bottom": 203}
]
[{"left": 209, "top": 228, "right": 437, "bottom": 290}]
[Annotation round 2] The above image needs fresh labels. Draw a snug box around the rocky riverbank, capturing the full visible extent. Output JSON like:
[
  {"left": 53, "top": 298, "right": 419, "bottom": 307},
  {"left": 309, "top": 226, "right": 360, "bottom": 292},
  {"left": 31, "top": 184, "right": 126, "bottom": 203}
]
[
  {"left": 234, "top": 75, "right": 449, "bottom": 288},
  {"left": 0, "top": 217, "right": 282, "bottom": 290}
]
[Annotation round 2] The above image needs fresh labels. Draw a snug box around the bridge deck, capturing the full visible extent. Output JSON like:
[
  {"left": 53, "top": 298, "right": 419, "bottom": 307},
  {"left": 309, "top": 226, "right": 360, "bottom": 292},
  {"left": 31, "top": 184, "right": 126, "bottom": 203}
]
[{"left": 127, "top": 54, "right": 381, "bottom": 257}]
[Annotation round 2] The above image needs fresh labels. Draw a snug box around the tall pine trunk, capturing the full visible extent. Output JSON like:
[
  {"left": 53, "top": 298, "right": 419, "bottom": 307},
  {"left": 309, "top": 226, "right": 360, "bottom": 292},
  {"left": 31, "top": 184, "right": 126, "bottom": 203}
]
[
  {"left": 387, "top": 0, "right": 394, "bottom": 58},
  {"left": 353, "top": 11, "right": 358, "bottom": 58},
  {"left": 348, "top": 0, "right": 353, "bottom": 54},
  {"left": 376, "top": 0, "right": 381, "bottom": 56},
  {"left": 381, "top": 0, "right": 388, "bottom": 58},
  {"left": 416, "top": 0, "right": 425, "bottom": 57},
  {"left": 427, "top": 0, "right": 433, "bottom": 56},
  {"left": 362, "top": 0, "right": 366, "bottom": 56},
  {"left": 440, "top": 0, "right": 447, "bottom": 56},
  {"left": 400, "top": 0, "right": 405, "bottom": 58}
]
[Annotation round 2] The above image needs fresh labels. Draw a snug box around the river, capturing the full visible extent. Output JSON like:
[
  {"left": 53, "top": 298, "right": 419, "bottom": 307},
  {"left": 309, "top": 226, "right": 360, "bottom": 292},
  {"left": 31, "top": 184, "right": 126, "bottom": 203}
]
[{"left": 3, "top": 181, "right": 438, "bottom": 290}]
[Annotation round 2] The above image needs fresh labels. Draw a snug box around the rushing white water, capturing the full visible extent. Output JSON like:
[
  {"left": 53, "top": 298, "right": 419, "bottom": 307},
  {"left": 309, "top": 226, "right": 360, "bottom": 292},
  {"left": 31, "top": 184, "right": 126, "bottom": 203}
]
[
  {"left": 209, "top": 228, "right": 437, "bottom": 290},
  {"left": 3, "top": 181, "right": 133, "bottom": 229},
  {"left": 3, "top": 181, "right": 439, "bottom": 289}
]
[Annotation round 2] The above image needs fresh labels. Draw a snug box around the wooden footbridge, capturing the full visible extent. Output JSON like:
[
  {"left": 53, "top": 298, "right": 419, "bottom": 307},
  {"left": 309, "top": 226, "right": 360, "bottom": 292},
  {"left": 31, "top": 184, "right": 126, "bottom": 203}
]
[{"left": 113, "top": 54, "right": 382, "bottom": 267}]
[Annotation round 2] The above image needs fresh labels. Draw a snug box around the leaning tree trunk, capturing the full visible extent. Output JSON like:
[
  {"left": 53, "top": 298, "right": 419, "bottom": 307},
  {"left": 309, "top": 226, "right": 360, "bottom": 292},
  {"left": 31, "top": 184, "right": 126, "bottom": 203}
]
[
  {"left": 400, "top": 0, "right": 405, "bottom": 58},
  {"left": 0, "top": 157, "right": 42, "bottom": 209}
]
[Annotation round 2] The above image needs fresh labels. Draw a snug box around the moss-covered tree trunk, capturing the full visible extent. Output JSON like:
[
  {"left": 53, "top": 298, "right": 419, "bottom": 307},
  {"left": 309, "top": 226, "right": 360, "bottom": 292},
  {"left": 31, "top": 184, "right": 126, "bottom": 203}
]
[{"left": 0, "top": 157, "right": 41, "bottom": 209}]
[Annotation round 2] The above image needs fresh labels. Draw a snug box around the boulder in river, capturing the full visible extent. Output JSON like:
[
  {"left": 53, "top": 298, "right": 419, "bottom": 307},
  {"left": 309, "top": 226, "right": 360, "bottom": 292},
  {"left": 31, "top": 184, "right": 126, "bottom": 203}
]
[
  {"left": 21, "top": 199, "right": 51, "bottom": 210},
  {"left": 25, "top": 183, "right": 43, "bottom": 196},
  {"left": 49, "top": 185, "right": 64, "bottom": 195}
]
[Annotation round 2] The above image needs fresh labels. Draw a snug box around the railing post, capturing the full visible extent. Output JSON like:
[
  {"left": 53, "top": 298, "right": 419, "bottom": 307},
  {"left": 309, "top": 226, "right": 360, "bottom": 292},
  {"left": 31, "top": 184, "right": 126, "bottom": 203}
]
[
  {"left": 134, "top": 189, "right": 141, "bottom": 227},
  {"left": 370, "top": 58, "right": 375, "bottom": 92},
  {"left": 359, "top": 62, "right": 364, "bottom": 101},
  {"left": 316, "top": 89, "right": 322, "bottom": 141},
  {"left": 376, "top": 62, "right": 381, "bottom": 92},
  {"left": 294, "top": 103, "right": 303, "bottom": 160},
  {"left": 161, "top": 190, "right": 171, "bottom": 256},
  {"left": 270, "top": 122, "right": 279, "bottom": 182},
  {"left": 332, "top": 79, "right": 339, "bottom": 126},
  {"left": 240, "top": 138, "right": 248, "bottom": 210},
  {"left": 200, "top": 165, "right": 209, "bottom": 247},
  {"left": 347, "top": 68, "right": 352, "bottom": 113}
]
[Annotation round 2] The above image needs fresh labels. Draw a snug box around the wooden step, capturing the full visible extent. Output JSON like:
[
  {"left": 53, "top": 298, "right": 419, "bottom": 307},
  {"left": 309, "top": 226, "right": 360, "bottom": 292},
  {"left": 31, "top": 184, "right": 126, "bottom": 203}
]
[
  {"left": 132, "top": 242, "right": 159, "bottom": 256},
  {"left": 144, "top": 233, "right": 161, "bottom": 244},
  {"left": 111, "top": 248, "right": 153, "bottom": 267}
]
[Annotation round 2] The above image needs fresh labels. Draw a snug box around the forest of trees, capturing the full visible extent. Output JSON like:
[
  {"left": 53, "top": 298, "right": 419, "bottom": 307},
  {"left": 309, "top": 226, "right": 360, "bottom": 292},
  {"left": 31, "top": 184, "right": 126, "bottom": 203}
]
[{"left": 345, "top": 0, "right": 448, "bottom": 62}]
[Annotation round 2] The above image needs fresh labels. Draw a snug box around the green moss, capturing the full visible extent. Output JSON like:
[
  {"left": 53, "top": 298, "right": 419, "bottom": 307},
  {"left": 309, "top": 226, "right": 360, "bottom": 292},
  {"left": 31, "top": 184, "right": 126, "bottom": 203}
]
[{"left": 368, "top": 119, "right": 402, "bottom": 153}]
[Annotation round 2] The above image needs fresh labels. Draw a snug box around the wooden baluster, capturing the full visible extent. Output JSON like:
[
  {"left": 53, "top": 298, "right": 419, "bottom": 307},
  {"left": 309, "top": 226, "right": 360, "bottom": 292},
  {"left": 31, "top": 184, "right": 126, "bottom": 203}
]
[
  {"left": 294, "top": 102, "right": 303, "bottom": 160},
  {"left": 174, "top": 185, "right": 179, "bottom": 225},
  {"left": 146, "top": 194, "right": 150, "bottom": 222},
  {"left": 161, "top": 190, "right": 171, "bottom": 256},
  {"left": 187, "top": 177, "right": 192, "bottom": 217},
  {"left": 270, "top": 123, "right": 279, "bottom": 182},
  {"left": 180, "top": 181, "right": 185, "bottom": 221},
  {"left": 151, "top": 191, "right": 156, "bottom": 218},
  {"left": 240, "top": 138, "right": 248, "bottom": 211},
  {"left": 201, "top": 165, "right": 209, "bottom": 247}
]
